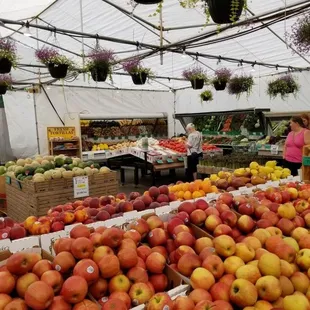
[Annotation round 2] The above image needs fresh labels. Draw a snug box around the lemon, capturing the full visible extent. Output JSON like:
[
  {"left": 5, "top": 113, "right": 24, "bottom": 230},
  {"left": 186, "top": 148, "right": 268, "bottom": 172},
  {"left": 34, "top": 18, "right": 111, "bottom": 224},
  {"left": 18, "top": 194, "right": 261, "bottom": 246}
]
[
  {"left": 265, "top": 160, "right": 277, "bottom": 168},
  {"left": 250, "top": 162, "right": 259, "bottom": 170},
  {"left": 251, "top": 169, "right": 258, "bottom": 176}
]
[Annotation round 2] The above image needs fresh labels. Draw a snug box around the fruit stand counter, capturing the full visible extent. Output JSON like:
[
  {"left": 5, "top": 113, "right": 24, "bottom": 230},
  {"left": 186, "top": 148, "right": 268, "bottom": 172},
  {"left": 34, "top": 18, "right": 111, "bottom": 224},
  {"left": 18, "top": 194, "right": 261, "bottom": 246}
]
[{"left": 5, "top": 172, "right": 119, "bottom": 222}]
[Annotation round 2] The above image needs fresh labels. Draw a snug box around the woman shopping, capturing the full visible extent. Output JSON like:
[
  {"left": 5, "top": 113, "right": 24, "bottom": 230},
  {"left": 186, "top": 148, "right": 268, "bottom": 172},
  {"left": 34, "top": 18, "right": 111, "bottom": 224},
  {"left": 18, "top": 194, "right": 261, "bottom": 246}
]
[
  {"left": 283, "top": 116, "right": 310, "bottom": 176},
  {"left": 186, "top": 123, "right": 203, "bottom": 181}
]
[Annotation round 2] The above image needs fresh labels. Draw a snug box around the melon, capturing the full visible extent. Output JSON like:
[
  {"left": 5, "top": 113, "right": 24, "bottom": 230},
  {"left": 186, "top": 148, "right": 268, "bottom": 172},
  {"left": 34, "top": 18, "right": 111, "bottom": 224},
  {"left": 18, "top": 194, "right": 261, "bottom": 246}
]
[
  {"left": 5, "top": 161, "right": 15, "bottom": 169},
  {"left": 78, "top": 162, "right": 87, "bottom": 169},
  {"left": 84, "top": 167, "right": 93, "bottom": 176},
  {"left": 35, "top": 157, "right": 43, "bottom": 164},
  {"left": 64, "top": 157, "right": 73, "bottom": 165},
  {"left": 55, "top": 158, "right": 65, "bottom": 168},
  {"left": 33, "top": 175, "right": 45, "bottom": 182},
  {"left": 44, "top": 171, "right": 53, "bottom": 180},
  {"left": 31, "top": 161, "right": 40, "bottom": 169},
  {"left": 6, "top": 171, "right": 15, "bottom": 178},
  {"left": 92, "top": 168, "right": 99, "bottom": 174},
  {"left": 100, "top": 167, "right": 111, "bottom": 174},
  {"left": 0, "top": 166, "right": 6, "bottom": 175},
  {"left": 58, "top": 167, "right": 66, "bottom": 173},
  {"left": 35, "top": 168, "right": 45, "bottom": 174},
  {"left": 62, "top": 171, "right": 74, "bottom": 179},
  {"left": 16, "top": 159, "right": 26, "bottom": 167},
  {"left": 51, "top": 170, "right": 62, "bottom": 179},
  {"left": 7, "top": 165, "right": 17, "bottom": 172},
  {"left": 25, "top": 158, "right": 32, "bottom": 164},
  {"left": 14, "top": 166, "right": 24, "bottom": 175},
  {"left": 73, "top": 158, "right": 81, "bottom": 164}
]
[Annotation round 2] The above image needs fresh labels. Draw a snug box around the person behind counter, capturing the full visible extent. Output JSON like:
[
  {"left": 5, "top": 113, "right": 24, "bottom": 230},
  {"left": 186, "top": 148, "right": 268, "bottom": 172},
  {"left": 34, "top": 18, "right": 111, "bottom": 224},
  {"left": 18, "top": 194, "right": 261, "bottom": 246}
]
[
  {"left": 283, "top": 116, "right": 310, "bottom": 176},
  {"left": 186, "top": 123, "right": 203, "bottom": 181},
  {"left": 301, "top": 113, "right": 310, "bottom": 129}
]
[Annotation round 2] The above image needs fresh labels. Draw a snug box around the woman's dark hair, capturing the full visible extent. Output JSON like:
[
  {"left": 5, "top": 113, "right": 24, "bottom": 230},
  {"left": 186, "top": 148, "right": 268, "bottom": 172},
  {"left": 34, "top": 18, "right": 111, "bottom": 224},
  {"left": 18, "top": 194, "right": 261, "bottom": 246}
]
[{"left": 291, "top": 116, "right": 306, "bottom": 128}]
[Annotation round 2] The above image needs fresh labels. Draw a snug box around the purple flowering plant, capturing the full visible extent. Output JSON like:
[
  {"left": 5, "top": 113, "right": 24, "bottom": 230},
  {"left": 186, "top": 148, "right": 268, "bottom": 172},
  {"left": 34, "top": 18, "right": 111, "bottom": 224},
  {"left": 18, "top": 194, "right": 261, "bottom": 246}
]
[
  {"left": 267, "top": 74, "right": 299, "bottom": 99},
  {"left": 0, "top": 39, "right": 17, "bottom": 67},
  {"left": 182, "top": 66, "right": 208, "bottom": 81},
  {"left": 213, "top": 67, "right": 232, "bottom": 83},
  {"left": 289, "top": 14, "right": 310, "bottom": 55},
  {"left": 228, "top": 74, "right": 254, "bottom": 99},
  {"left": 0, "top": 74, "right": 13, "bottom": 87},
  {"left": 122, "top": 58, "right": 152, "bottom": 75},
  {"left": 86, "top": 47, "right": 115, "bottom": 72},
  {"left": 35, "top": 47, "right": 73, "bottom": 67}
]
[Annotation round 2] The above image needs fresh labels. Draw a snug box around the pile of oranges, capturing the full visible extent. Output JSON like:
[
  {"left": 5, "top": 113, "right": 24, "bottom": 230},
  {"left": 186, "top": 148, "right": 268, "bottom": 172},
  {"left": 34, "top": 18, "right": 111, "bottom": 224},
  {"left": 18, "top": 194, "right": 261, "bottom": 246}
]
[{"left": 168, "top": 179, "right": 218, "bottom": 201}]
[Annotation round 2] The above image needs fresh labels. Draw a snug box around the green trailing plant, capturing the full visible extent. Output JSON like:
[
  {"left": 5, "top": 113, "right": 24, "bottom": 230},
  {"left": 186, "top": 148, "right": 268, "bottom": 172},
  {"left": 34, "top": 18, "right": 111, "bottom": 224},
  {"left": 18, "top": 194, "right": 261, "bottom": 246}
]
[
  {"left": 200, "top": 90, "right": 213, "bottom": 102},
  {"left": 0, "top": 39, "right": 17, "bottom": 68},
  {"left": 267, "top": 75, "right": 299, "bottom": 100},
  {"left": 228, "top": 74, "right": 254, "bottom": 98}
]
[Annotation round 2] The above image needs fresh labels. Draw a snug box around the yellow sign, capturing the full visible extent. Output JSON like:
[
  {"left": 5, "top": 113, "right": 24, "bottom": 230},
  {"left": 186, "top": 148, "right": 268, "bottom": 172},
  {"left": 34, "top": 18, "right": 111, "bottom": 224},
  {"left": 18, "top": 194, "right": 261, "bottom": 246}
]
[{"left": 47, "top": 127, "right": 76, "bottom": 140}]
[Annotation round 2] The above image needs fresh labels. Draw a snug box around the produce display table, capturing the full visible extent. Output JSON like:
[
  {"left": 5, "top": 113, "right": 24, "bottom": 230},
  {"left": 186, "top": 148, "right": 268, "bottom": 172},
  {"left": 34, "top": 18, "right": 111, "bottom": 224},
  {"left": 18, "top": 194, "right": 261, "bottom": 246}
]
[{"left": 5, "top": 172, "right": 119, "bottom": 222}]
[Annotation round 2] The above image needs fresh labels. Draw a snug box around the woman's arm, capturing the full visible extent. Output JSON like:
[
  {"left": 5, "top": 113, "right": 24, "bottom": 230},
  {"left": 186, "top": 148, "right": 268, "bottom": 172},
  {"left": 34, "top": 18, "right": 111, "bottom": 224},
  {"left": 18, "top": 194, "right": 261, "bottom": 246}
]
[
  {"left": 282, "top": 144, "right": 286, "bottom": 159},
  {"left": 305, "top": 130, "right": 310, "bottom": 145}
]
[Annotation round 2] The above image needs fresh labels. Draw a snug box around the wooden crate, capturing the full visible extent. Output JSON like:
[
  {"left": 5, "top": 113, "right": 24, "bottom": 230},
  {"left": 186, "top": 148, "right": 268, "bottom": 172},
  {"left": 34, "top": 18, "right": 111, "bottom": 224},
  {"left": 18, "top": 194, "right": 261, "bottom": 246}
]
[{"left": 6, "top": 172, "right": 119, "bottom": 222}]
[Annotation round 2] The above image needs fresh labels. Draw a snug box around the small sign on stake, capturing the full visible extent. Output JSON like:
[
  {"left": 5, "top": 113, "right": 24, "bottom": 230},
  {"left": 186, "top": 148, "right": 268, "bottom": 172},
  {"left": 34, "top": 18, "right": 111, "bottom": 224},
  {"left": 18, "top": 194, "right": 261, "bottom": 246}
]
[{"left": 73, "top": 176, "right": 89, "bottom": 198}]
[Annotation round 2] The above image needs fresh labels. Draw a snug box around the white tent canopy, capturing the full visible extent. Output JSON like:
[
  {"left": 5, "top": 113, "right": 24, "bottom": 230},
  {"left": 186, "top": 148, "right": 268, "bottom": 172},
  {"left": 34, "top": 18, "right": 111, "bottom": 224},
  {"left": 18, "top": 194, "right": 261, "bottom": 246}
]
[
  {"left": 0, "top": 0, "right": 310, "bottom": 157},
  {"left": 0, "top": 0, "right": 309, "bottom": 90}
]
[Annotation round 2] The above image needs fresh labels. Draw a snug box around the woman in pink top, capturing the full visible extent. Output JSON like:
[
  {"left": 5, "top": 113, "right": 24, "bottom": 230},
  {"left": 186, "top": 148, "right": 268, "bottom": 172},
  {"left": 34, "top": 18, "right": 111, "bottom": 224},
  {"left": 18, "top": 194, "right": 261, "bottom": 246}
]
[{"left": 283, "top": 116, "right": 310, "bottom": 176}]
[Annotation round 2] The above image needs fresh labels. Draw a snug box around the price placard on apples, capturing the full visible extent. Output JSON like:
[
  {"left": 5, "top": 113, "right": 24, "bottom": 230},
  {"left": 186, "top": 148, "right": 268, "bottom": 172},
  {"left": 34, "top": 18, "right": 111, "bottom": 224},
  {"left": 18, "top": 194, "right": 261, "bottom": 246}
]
[{"left": 73, "top": 176, "right": 89, "bottom": 198}]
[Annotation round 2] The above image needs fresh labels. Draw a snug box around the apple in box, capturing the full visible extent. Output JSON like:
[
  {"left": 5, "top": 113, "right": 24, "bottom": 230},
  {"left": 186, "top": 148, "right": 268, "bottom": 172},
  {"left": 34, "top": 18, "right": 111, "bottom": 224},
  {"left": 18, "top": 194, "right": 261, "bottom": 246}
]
[{"left": 219, "top": 192, "right": 233, "bottom": 207}]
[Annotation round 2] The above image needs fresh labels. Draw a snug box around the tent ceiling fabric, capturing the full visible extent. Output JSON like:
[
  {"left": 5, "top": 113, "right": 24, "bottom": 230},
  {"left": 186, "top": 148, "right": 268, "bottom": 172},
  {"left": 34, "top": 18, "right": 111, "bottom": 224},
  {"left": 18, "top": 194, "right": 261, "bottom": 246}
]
[{"left": 0, "top": 0, "right": 309, "bottom": 90}]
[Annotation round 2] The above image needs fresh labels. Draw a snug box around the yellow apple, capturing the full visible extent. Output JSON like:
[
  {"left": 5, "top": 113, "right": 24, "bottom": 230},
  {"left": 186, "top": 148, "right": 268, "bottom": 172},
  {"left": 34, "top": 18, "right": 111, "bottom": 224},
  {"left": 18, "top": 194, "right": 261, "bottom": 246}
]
[
  {"left": 213, "top": 235, "right": 236, "bottom": 258},
  {"left": 291, "top": 227, "right": 308, "bottom": 242},
  {"left": 296, "top": 249, "right": 310, "bottom": 270},
  {"left": 280, "top": 260, "right": 294, "bottom": 277},
  {"left": 266, "top": 227, "right": 283, "bottom": 237},
  {"left": 252, "top": 229, "right": 271, "bottom": 246},
  {"left": 273, "top": 297, "right": 284, "bottom": 308},
  {"left": 230, "top": 279, "right": 258, "bottom": 307},
  {"left": 290, "top": 272, "right": 310, "bottom": 294},
  {"left": 254, "top": 300, "right": 273, "bottom": 310},
  {"left": 283, "top": 237, "right": 300, "bottom": 252},
  {"left": 279, "top": 276, "right": 294, "bottom": 297},
  {"left": 258, "top": 253, "right": 281, "bottom": 277},
  {"left": 190, "top": 267, "right": 215, "bottom": 291},
  {"left": 278, "top": 203, "right": 296, "bottom": 220},
  {"left": 247, "top": 260, "right": 258, "bottom": 267},
  {"left": 283, "top": 294, "right": 310, "bottom": 310},
  {"left": 235, "top": 265, "right": 261, "bottom": 284},
  {"left": 223, "top": 256, "right": 244, "bottom": 274},
  {"left": 256, "top": 276, "right": 282, "bottom": 302},
  {"left": 235, "top": 243, "right": 255, "bottom": 263},
  {"left": 242, "top": 236, "right": 262, "bottom": 251}
]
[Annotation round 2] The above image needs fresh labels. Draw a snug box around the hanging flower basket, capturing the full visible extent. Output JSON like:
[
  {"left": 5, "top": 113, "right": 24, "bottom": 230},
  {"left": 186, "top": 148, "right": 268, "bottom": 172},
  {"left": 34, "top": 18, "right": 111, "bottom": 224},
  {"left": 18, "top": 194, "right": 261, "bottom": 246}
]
[
  {"left": 0, "top": 85, "right": 7, "bottom": 95},
  {"left": 289, "top": 14, "right": 310, "bottom": 56},
  {"left": 35, "top": 47, "right": 74, "bottom": 80},
  {"left": 182, "top": 66, "right": 208, "bottom": 90},
  {"left": 134, "top": 0, "right": 162, "bottom": 3},
  {"left": 228, "top": 74, "right": 254, "bottom": 99},
  {"left": 0, "top": 39, "right": 17, "bottom": 74},
  {"left": 48, "top": 63, "right": 68, "bottom": 79},
  {"left": 122, "top": 58, "right": 152, "bottom": 86},
  {"left": 200, "top": 90, "right": 213, "bottom": 102},
  {"left": 0, "top": 75, "right": 12, "bottom": 95},
  {"left": 131, "top": 72, "right": 148, "bottom": 85},
  {"left": 212, "top": 67, "right": 232, "bottom": 91},
  {"left": 207, "top": 0, "right": 245, "bottom": 24},
  {"left": 85, "top": 47, "right": 115, "bottom": 82},
  {"left": 190, "top": 79, "right": 205, "bottom": 90},
  {"left": 0, "top": 58, "right": 12, "bottom": 74},
  {"left": 267, "top": 75, "right": 299, "bottom": 100}
]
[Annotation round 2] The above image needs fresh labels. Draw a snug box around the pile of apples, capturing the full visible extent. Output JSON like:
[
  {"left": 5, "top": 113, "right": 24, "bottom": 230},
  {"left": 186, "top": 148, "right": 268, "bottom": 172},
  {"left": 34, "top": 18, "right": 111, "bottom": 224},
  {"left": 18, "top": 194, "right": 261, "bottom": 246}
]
[
  {"left": 141, "top": 200, "right": 310, "bottom": 310},
  {"left": 0, "top": 222, "right": 180, "bottom": 310},
  {"left": 0, "top": 185, "right": 180, "bottom": 240}
]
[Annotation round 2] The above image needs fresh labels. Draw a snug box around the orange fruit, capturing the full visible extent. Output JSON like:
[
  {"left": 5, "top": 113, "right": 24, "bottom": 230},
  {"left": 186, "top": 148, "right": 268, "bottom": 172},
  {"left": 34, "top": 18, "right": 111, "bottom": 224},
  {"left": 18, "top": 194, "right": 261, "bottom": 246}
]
[
  {"left": 192, "top": 191, "right": 203, "bottom": 199},
  {"left": 211, "top": 185, "right": 219, "bottom": 193},
  {"left": 177, "top": 191, "right": 185, "bottom": 199},
  {"left": 183, "top": 191, "right": 192, "bottom": 200},
  {"left": 181, "top": 183, "right": 190, "bottom": 192}
]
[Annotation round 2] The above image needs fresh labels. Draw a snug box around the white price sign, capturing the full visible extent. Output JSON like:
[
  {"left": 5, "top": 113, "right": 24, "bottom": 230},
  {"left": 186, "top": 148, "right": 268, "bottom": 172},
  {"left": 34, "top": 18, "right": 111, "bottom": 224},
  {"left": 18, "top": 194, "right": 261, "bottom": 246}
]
[
  {"left": 88, "top": 152, "right": 95, "bottom": 160},
  {"left": 270, "top": 145, "right": 279, "bottom": 155},
  {"left": 73, "top": 176, "right": 89, "bottom": 198}
]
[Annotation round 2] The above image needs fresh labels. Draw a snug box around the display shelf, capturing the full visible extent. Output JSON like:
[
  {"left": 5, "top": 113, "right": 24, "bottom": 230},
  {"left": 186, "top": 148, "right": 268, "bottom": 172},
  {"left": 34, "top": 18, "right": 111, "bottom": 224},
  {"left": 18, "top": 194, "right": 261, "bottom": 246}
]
[
  {"left": 80, "top": 113, "right": 168, "bottom": 152},
  {"left": 48, "top": 140, "right": 81, "bottom": 157}
]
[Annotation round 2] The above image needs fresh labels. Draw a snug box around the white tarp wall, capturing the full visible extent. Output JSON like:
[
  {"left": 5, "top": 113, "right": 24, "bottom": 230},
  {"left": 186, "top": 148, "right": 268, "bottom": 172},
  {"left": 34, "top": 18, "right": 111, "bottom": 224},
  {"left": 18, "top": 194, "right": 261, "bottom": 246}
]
[{"left": 3, "top": 87, "right": 174, "bottom": 158}]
